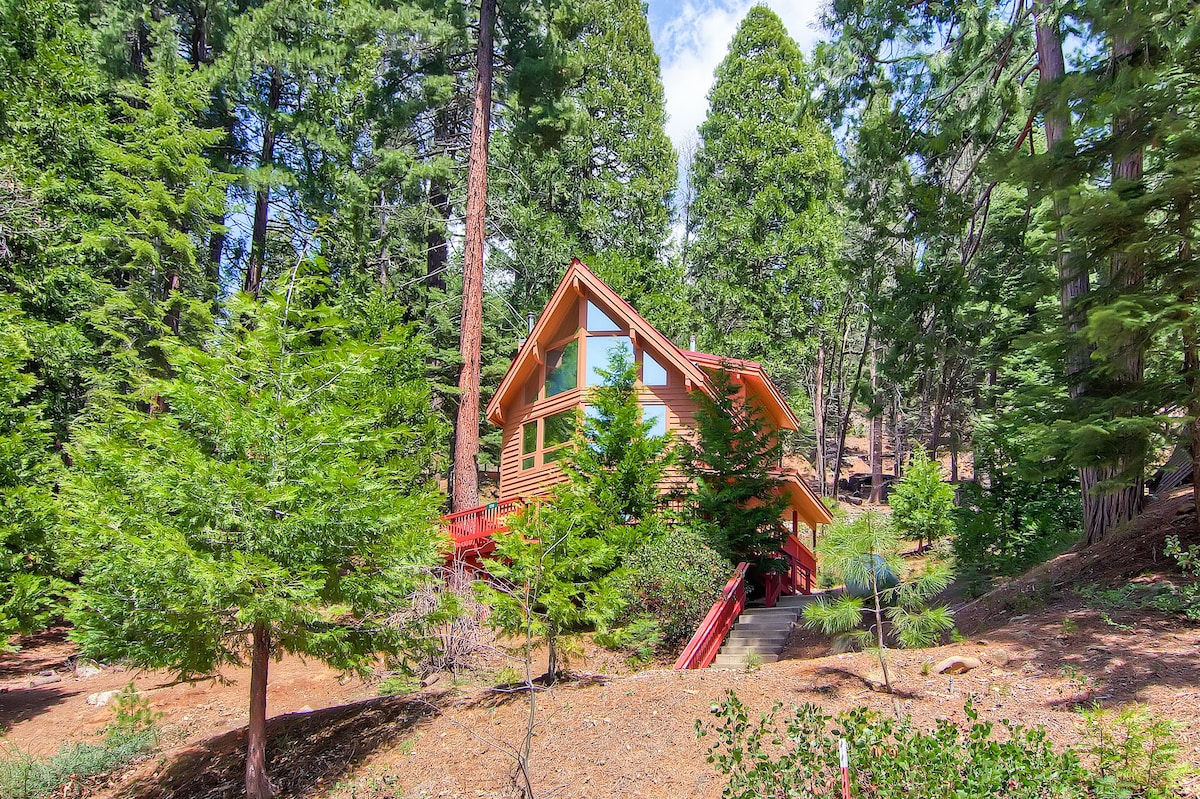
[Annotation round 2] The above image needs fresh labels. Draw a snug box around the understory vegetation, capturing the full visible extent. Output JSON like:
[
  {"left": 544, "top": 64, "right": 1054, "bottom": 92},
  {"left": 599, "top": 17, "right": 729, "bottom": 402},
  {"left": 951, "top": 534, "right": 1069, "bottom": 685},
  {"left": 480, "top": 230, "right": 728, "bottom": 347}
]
[
  {"left": 700, "top": 692, "right": 1189, "bottom": 799},
  {"left": 0, "top": 685, "right": 159, "bottom": 799}
]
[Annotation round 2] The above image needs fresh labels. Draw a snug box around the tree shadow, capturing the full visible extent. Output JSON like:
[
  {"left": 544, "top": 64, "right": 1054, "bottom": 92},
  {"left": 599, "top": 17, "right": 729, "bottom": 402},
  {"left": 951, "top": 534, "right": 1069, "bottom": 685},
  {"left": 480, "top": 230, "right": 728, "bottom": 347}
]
[{"left": 117, "top": 693, "right": 442, "bottom": 799}]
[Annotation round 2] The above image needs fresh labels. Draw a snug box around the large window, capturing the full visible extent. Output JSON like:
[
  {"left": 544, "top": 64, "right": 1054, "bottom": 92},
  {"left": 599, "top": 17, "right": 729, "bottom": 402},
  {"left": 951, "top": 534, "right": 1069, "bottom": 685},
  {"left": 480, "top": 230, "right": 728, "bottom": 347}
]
[
  {"left": 643, "top": 404, "right": 667, "bottom": 438},
  {"left": 544, "top": 339, "right": 579, "bottom": 397},
  {"left": 543, "top": 410, "right": 576, "bottom": 462},
  {"left": 586, "top": 336, "right": 632, "bottom": 386}
]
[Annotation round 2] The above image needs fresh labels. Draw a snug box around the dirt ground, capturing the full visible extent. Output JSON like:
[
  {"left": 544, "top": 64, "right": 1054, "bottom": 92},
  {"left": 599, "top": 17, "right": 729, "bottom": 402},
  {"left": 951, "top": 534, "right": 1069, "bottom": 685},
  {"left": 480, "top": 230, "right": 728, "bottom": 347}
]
[{"left": 2, "top": 491, "right": 1198, "bottom": 799}]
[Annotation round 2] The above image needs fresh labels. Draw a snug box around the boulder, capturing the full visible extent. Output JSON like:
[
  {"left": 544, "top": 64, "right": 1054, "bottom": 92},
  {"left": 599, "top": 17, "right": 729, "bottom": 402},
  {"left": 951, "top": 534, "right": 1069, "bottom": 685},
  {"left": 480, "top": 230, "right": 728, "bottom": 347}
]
[
  {"left": 74, "top": 659, "right": 103, "bottom": 679},
  {"left": 934, "top": 656, "right": 982, "bottom": 675},
  {"left": 86, "top": 689, "right": 120, "bottom": 707}
]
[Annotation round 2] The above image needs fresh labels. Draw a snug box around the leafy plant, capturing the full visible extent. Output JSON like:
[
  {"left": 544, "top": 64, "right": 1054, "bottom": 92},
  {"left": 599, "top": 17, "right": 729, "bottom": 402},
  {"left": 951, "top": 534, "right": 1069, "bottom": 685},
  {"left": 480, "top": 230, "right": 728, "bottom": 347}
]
[
  {"left": 62, "top": 284, "right": 446, "bottom": 797},
  {"left": 889, "top": 446, "right": 955, "bottom": 551},
  {"left": 1080, "top": 703, "right": 1189, "bottom": 798},
  {"left": 1163, "top": 535, "right": 1200, "bottom": 621},
  {"left": 615, "top": 526, "right": 730, "bottom": 652},
  {"left": 803, "top": 513, "right": 953, "bottom": 693},
  {"left": 678, "top": 368, "right": 791, "bottom": 571},
  {"left": 594, "top": 616, "right": 662, "bottom": 665},
  {"left": 0, "top": 689, "right": 160, "bottom": 799},
  {"left": 698, "top": 692, "right": 1104, "bottom": 798},
  {"left": 480, "top": 347, "right": 670, "bottom": 681}
]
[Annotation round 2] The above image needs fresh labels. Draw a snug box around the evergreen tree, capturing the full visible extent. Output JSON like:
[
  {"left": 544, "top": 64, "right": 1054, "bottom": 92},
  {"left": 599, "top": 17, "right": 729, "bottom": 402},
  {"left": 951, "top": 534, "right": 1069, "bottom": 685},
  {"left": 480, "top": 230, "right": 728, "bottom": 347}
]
[
  {"left": 479, "top": 346, "right": 672, "bottom": 679},
  {"left": 680, "top": 368, "right": 790, "bottom": 573},
  {"left": 0, "top": 299, "right": 63, "bottom": 642},
  {"left": 64, "top": 283, "right": 445, "bottom": 799},
  {"left": 889, "top": 447, "right": 956, "bottom": 551},
  {"left": 688, "top": 5, "right": 842, "bottom": 397},
  {"left": 493, "top": 0, "right": 679, "bottom": 326}
]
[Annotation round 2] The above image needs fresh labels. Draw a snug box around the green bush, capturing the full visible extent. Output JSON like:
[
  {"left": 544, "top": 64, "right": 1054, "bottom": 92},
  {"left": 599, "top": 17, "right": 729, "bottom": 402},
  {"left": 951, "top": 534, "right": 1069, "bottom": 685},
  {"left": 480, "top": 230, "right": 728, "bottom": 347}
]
[
  {"left": 698, "top": 691, "right": 1187, "bottom": 799},
  {"left": 1080, "top": 703, "right": 1188, "bottom": 798},
  {"left": 594, "top": 615, "right": 663, "bottom": 665},
  {"left": 890, "top": 446, "right": 955, "bottom": 550},
  {"left": 615, "top": 528, "right": 732, "bottom": 652},
  {"left": 0, "top": 686, "right": 158, "bottom": 799},
  {"left": 954, "top": 475, "right": 1081, "bottom": 585},
  {"left": 1164, "top": 535, "right": 1200, "bottom": 621}
]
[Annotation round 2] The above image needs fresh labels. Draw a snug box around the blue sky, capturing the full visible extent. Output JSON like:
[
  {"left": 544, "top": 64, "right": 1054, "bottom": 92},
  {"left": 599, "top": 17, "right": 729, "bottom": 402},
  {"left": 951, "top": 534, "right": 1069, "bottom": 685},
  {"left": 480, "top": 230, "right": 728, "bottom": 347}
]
[{"left": 644, "top": 0, "right": 826, "bottom": 157}]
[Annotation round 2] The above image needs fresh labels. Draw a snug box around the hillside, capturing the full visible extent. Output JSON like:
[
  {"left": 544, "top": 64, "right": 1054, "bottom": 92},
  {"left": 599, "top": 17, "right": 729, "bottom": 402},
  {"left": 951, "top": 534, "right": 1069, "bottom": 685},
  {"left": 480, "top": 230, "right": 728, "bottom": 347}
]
[{"left": 2, "top": 490, "right": 1198, "bottom": 798}]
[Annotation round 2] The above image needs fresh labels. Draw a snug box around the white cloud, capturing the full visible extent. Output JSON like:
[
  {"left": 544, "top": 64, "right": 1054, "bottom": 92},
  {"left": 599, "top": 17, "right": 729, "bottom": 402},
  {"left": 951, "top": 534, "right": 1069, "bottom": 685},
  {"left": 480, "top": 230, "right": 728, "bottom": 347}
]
[{"left": 650, "top": 0, "right": 826, "bottom": 155}]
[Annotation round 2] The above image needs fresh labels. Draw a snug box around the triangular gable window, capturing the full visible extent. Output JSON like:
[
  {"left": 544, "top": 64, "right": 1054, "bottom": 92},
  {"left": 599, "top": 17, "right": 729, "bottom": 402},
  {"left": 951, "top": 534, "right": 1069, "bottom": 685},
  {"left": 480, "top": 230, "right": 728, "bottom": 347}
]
[
  {"left": 586, "top": 300, "right": 622, "bottom": 333},
  {"left": 642, "top": 351, "right": 668, "bottom": 386}
]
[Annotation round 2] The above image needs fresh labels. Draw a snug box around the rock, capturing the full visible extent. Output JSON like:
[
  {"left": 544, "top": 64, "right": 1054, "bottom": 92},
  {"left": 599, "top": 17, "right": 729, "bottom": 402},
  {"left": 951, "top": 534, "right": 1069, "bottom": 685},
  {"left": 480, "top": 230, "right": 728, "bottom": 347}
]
[
  {"left": 30, "top": 674, "right": 61, "bottom": 687},
  {"left": 86, "top": 689, "right": 121, "bottom": 707},
  {"left": 74, "top": 659, "right": 103, "bottom": 679},
  {"left": 935, "top": 656, "right": 982, "bottom": 675},
  {"left": 984, "top": 648, "right": 1011, "bottom": 666}
]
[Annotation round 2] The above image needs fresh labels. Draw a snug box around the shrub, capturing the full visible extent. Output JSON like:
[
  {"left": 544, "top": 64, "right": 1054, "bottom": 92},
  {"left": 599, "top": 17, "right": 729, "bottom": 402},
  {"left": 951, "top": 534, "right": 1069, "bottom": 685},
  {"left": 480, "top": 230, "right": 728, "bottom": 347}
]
[
  {"left": 1164, "top": 535, "right": 1200, "bottom": 621},
  {"left": 616, "top": 528, "right": 732, "bottom": 652},
  {"left": 698, "top": 691, "right": 1187, "bottom": 799},
  {"left": 0, "top": 686, "right": 158, "bottom": 799},
  {"left": 1079, "top": 703, "right": 1189, "bottom": 798},
  {"left": 954, "top": 475, "right": 1081, "bottom": 585},
  {"left": 889, "top": 446, "right": 955, "bottom": 550}
]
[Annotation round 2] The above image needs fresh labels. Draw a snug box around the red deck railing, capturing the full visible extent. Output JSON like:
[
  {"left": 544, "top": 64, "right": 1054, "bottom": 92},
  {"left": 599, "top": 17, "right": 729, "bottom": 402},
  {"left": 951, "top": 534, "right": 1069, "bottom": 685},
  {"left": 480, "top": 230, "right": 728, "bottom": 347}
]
[
  {"left": 673, "top": 562, "right": 749, "bottom": 670},
  {"left": 440, "top": 497, "right": 531, "bottom": 565},
  {"left": 763, "top": 535, "right": 818, "bottom": 606}
]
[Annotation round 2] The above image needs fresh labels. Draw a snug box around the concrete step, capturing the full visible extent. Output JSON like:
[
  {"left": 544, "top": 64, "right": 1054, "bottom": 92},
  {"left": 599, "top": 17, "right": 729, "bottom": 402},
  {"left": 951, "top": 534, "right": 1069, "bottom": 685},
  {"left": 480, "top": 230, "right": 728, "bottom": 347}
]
[
  {"left": 719, "top": 643, "right": 784, "bottom": 654},
  {"left": 724, "top": 634, "right": 790, "bottom": 648}
]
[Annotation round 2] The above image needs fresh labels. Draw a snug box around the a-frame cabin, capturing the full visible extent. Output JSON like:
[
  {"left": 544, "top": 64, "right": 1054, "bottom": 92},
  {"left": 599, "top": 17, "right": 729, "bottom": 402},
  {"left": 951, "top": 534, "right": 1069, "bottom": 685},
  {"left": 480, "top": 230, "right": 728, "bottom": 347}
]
[{"left": 443, "top": 259, "right": 833, "bottom": 582}]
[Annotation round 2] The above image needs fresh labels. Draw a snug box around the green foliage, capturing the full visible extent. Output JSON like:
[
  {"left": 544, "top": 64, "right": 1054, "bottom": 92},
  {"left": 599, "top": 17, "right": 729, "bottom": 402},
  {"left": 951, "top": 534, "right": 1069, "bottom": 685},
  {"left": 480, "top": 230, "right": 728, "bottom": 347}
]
[
  {"left": 1080, "top": 704, "right": 1189, "bottom": 798},
  {"left": 804, "top": 513, "right": 953, "bottom": 690},
  {"left": 616, "top": 527, "right": 731, "bottom": 652},
  {"left": 688, "top": 5, "right": 842, "bottom": 397},
  {"left": 954, "top": 474, "right": 1081, "bottom": 585},
  {"left": 1163, "top": 535, "right": 1200, "bottom": 621},
  {"left": 63, "top": 282, "right": 445, "bottom": 679},
  {"left": 0, "top": 687, "right": 159, "bottom": 799},
  {"left": 889, "top": 447, "right": 955, "bottom": 549},
  {"left": 679, "top": 369, "right": 790, "bottom": 571},
  {"left": 494, "top": 0, "right": 679, "bottom": 323},
  {"left": 0, "top": 299, "right": 64, "bottom": 642},
  {"left": 593, "top": 616, "right": 662, "bottom": 666},
  {"left": 479, "top": 347, "right": 672, "bottom": 677},
  {"left": 697, "top": 691, "right": 1163, "bottom": 799}
]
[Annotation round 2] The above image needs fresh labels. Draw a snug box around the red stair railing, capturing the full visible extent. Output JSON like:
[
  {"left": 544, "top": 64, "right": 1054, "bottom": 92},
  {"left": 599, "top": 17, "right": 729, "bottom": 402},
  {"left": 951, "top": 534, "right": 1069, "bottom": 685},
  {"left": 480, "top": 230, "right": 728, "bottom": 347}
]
[{"left": 674, "top": 562, "right": 749, "bottom": 670}]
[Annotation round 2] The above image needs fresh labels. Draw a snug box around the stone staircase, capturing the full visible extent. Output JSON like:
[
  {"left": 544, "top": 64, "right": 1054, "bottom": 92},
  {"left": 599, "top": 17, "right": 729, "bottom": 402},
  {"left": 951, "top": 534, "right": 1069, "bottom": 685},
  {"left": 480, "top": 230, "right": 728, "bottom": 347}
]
[{"left": 710, "top": 593, "right": 825, "bottom": 668}]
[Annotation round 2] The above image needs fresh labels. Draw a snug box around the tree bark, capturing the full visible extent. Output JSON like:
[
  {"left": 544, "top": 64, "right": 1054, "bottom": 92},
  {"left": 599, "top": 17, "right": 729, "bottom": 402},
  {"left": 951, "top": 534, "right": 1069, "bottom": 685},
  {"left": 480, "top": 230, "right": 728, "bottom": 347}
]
[
  {"left": 451, "top": 0, "right": 495, "bottom": 513},
  {"left": 832, "top": 316, "right": 873, "bottom": 499},
  {"left": 245, "top": 622, "right": 273, "bottom": 799},
  {"left": 814, "top": 342, "right": 827, "bottom": 495},
  {"left": 869, "top": 345, "right": 883, "bottom": 504},
  {"left": 1087, "top": 23, "right": 1146, "bottom": 544},
  {"left": 246, "top": 69, "right": 282, "bottom": 296}
]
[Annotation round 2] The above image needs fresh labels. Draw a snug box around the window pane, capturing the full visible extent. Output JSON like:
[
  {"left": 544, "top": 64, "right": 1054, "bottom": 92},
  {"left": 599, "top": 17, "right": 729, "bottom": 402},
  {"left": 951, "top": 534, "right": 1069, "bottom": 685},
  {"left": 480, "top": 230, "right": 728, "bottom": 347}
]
[
  {"left": 545, "top": 339, "right": 578, "bottom": 397},
  {"left": 543, "top": 409, "right": 577, "bottom": 449},
  {"left": 586, "top": 300, "right": 622, "bottom": 333},
  {"left": 586, "top": 336, "right": 632, "bottom": 386},
  {"left": 644, "top": 404, "right": 667, "bottom": 438},
  {"left": 522, "top": 421, "right": 537, "bottom": 455},
  {"left": 522, "top": 455, "right": 535, "bottom": 470},
  {"left": 642, "top": 351, "right": 668, "bottom": 386}
]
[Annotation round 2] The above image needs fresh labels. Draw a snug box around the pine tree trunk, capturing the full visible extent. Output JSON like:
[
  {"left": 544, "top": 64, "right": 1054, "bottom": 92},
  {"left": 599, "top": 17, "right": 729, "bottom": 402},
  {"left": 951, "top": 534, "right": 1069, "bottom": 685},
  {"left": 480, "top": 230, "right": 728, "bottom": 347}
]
[
  {"left": 245, "top": 622, "right": 273, "bottom": 799},
  {"left": 1084, "top": 24, "right": 1146, "bottom": 544},
  {"left": 246, "top": 70, "right": 281, "bottom": 296},
  {"left": 832, "top": 318, "right": 873, "bottom": 499},
  {"left": 814, "top": 342, "right": 827, "bottom": 495},
  {"left": 452, "top": 0, "right": 495, "bottom": 513},
  {"left": 426, "top": 178, "right": 451, "bottom": 292},
  {"left": 164, "top": 268, "right": 181, "bottom": 335},
  {"left": 869, "top": 345, "right": 883, "bottom": 504},
  {"left": 894, "top": 388, "right": 904, "bottom": 478}
]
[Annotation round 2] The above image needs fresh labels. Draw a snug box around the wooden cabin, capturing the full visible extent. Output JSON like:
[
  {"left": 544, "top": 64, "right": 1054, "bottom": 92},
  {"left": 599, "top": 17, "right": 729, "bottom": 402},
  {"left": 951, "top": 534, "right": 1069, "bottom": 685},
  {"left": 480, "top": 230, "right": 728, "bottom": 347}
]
[{"left": 481, "top": 259, "right": 832, "bottom": 540}]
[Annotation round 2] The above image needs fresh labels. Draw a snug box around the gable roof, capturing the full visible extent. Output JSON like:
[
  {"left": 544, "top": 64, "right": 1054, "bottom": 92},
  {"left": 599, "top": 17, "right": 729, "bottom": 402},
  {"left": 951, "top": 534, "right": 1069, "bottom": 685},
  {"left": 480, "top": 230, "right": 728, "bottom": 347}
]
[{"left": 485, "top": 259, "right": 800, "bottom": 434}]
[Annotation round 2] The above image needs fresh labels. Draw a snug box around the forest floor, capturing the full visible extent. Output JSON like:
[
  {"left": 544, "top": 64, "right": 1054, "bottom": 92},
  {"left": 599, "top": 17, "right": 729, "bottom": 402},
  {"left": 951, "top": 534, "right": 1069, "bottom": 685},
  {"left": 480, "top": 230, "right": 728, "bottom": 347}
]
[{"left": 2, "top": 489, "right": 1198, "bottom": 799}]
